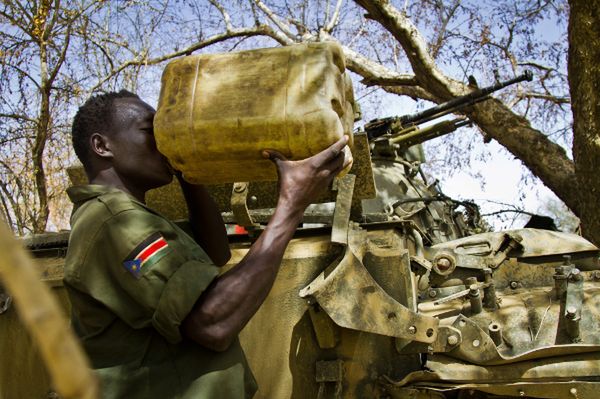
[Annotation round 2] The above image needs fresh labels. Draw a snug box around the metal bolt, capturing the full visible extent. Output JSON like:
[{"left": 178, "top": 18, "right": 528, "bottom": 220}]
[
  {"left": 469, "top": 284, "right": 483, "bottom": 314},
  {"left": 428, "top": 289, "right": 437, "bottom": 298},
  {"left": 570, "top": 268, "right": 582, "bottom": 282},
  {"left": 447, "top": 335, "right": 458, "bottom": 346},
  {"left": 519, "top": 390, "right": 525, "bottom": 397},
  {"left": 566, "top": 306, "right": 577, "bottom": 319},
  {"left": 472, "top": 339, "right": 480, "bottom": 348},
  {"left": 570, "top": 387, "right": 578, "bottom": 397},
  {"left": 510, "top": 281, "right": 519, "bottom": 289},
  {"left": 408, "top": 325, "right": 417, "bottom": 334},
  {"left": 248, "top": 195, "right": 258, "bottom": 206},
  {"left": 436, "top": 257, "right": 451, "bottom": 271},
  {"left": 465, "top": 277, "right": 478, "bottom": 286},
  {"left": 469, "top": 284, "right": 479, "bottom": 296}
]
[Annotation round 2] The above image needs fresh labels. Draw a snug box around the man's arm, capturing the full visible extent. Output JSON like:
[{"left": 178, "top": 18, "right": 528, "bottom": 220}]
[
  {"left": 177, "top": 176, "right": 231, "bottom": 266},
  {"left": 181, "top": 136, "right": 351, "bottom": 351}
]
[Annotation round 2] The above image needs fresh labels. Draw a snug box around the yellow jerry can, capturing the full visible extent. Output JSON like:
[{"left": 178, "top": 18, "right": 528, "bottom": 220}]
[{"left": 154, "top": 42, "right": 355, "bottom": 184}]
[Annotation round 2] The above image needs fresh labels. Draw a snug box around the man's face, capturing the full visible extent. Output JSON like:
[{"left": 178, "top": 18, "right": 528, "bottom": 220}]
[{"left": 108, "top": 97, "right": 173, "bottom": 191}]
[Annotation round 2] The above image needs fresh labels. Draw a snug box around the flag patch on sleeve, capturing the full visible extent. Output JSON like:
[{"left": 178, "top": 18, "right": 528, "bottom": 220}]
[{"left": 123, "top": 232, "right": 169, "bottom": 278}]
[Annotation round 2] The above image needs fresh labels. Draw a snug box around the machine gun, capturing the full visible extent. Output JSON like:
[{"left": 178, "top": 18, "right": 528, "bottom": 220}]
[{"left": 364, "top": 71, "right": 533, "bottom": 146}]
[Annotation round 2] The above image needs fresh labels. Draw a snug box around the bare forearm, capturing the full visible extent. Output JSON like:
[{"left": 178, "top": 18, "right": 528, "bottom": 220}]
[
  {"left": 178, "top": 176, "right": 230, "bottom": 265},
  {"left": 181, "top": 201, "right": 304, "bottom": 350},
  {"left": 181, "top": 135, "right": 351, "bottom": 350}
]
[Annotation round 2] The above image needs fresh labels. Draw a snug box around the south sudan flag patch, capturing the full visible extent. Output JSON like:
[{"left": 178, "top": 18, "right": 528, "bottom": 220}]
[{"left": 123, "top": 232, "right": 169, "bottom": 278}]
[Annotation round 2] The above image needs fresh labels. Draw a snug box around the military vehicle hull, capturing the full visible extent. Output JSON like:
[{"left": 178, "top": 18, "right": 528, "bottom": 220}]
[{"left": 5, "top": 219, "right": 600, "bottom": 398}]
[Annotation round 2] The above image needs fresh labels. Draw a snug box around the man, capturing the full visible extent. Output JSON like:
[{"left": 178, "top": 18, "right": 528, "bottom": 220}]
[{"left": 64, "top": 90, "right": 350, "bottom": 398}]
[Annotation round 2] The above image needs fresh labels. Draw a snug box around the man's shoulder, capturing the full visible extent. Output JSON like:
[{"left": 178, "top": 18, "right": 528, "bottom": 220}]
[
  {"left": 65, "top": 189, "right": 171, "bottom": 282},
  {"left": 86, "top": 189, "right": 138, "bottom": 218},
  {"left": 71, "top": 188, "right": 151, "bottom": 227}
]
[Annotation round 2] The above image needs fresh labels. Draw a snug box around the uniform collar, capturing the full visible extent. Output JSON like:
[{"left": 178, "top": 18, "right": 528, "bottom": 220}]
[{"left": 67, "top": 184, "right": 136, "bottom": 205}]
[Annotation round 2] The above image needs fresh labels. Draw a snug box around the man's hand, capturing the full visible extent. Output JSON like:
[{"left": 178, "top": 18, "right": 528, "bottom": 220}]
[{"left": 262, "top": 135, "right": 352, "bottom": 212}]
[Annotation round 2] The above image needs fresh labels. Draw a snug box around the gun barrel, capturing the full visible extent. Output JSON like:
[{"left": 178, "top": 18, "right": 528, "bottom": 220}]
[
  {"left": 398, "top": 70, "right": 533, "bottom": 126},
  {"left": 390, "top": 118, "right": 471, "bottom": 147}
]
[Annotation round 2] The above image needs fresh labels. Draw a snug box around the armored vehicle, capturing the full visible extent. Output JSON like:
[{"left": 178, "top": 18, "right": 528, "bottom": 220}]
[{"left": 1, "top": 67, "right": 598, "bottom": 398}]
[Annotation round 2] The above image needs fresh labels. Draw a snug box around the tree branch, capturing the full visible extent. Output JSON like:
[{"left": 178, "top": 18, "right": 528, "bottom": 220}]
[
  {"left": 354, "top": 0, "right": 464, "bottom": 97},
  {"left": 0, "top": 113, "right": 37, "bottom": 123},
  {"left": 324, "top": 0, "right": 344, "bottom": 33},
  {"left": 253, "top": 0, "right": 297, "bottom": 41},
  {"left": 517, "top": 92, "right": 570, "bottom": 105},
  {"left": 318, "top": 31, "right": 417, "bottom": 86},
  {"left": 2, "top": 63, "right": 41, "bottom": 89},
  {"left": 208, "top": 0, "right": 233, "bottom": 32},
  {"left": 381, "top": 84, "right": 438, "bottom": 103},
  {"left": 429, "top": 0, "right": 461, "bottom": 59},
  {"left": 48, "top": 22, "right": 71, "bottom": 84},
  {"left": 89, "top": 26, "right": 287, "bottom": 93}
]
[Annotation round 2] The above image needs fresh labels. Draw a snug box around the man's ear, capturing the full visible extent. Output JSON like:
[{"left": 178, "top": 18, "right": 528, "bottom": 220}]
[{"left": 90, "top": 133, "right": 113, "bottom": 159}]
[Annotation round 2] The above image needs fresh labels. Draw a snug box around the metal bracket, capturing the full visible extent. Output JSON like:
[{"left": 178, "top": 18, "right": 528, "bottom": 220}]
[
  {"left": 316, "top": 360, "right": 343, "bottom": 399},
  {"left": 424, "top": 232, "right": 524, "bottom": 272},
  {"left": 488, "top": 232, "right": 523, "bottom": 269},
  {"left": 564, "top": 268, "right": 584, "bottom": 342},
  {"left": 396, "top": 325, "right": 462, "bottom": 354},
  {"left": 331, "top": 174, "right": 356, "bottom": 246},
  {"left": 301, "top": 225, "right": 440, "bottom": 344},
  {"left": 231, "top": 182, "right": 259, "bottom": 228}
]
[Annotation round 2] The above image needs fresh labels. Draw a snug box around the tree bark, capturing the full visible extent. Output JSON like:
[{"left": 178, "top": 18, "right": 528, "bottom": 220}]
[{"left": 568, "top": 0, "right": 600, "bottom": 246}]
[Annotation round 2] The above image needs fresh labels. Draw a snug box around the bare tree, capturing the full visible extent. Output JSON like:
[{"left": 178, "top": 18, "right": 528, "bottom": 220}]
[
  {"left": 3, "top": 0, "right": 597, "bottom": 245},
  {"left": 1, "top": 0, "right": 104, "bottom": 233}
]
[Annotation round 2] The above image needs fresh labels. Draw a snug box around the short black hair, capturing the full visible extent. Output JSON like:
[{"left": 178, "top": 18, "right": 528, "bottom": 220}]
[{"left": 71, "top": 90, "right": 139, "bottom": 168}]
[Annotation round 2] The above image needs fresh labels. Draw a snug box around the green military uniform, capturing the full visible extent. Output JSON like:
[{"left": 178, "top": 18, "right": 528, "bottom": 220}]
[{"left": 64, "top": 185, "right": 257, "bottom": 399}]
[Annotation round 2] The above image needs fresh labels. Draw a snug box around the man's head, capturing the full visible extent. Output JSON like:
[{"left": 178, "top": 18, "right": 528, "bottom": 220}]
[
  {"left": 71, "top": 90, "right": 173, "bottom": 195},
  {"left": 72, "top": 90, "right": 139, "bottom": 168}
]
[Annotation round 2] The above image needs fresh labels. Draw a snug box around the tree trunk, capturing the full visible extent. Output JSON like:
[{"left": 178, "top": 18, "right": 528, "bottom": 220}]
[
  {"left": 32, "top": 87, "right": 50, "bottom": 234},
  {"left": 568, "top": 1, "right": 600, "bottom": 246},
  {"left": 33, "top": 27, "right": 51, "bottom": 234}
]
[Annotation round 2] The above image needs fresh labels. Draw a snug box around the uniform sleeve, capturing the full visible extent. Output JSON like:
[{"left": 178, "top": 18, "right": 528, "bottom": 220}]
[{"left": 76, "top": 208, "right": 220, "bottom": 344}]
